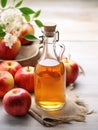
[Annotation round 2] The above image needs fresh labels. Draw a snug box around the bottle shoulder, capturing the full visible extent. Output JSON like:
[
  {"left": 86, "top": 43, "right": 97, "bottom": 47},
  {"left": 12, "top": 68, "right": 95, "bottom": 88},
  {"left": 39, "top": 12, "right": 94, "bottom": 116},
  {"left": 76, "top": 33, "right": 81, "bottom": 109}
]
[
  {"left": 39, "top": 58, "right": 59, "bottom": 66},
  {"left": 35, "top": 59, "right": 65, "bottom": 70}
]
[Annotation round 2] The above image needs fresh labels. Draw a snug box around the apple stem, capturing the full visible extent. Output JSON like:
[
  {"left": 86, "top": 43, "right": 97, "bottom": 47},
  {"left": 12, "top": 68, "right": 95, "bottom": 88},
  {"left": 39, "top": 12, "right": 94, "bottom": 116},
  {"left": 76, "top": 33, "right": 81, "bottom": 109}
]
[
  {"left": 27, "top": 66, "right": 30, "bottom": 72},
  {"left": 65, "top": 57, "right": 69, "bottom": 63},
  {"left": 8, "top": 62, "right": 12, "bottom": 66},
  {"left": 79, "top": 65, "right": 85, "bottom": 75},
  {"left": 13, "top": 90, "right": 18, "bottom": 94}
]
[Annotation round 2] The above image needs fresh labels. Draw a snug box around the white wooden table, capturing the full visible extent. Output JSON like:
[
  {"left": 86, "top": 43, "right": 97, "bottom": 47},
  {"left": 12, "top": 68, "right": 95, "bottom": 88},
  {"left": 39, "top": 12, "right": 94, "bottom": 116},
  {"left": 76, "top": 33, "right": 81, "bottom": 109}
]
[{"left": 0, "top": 0, "right": 98, "bottom": 130}]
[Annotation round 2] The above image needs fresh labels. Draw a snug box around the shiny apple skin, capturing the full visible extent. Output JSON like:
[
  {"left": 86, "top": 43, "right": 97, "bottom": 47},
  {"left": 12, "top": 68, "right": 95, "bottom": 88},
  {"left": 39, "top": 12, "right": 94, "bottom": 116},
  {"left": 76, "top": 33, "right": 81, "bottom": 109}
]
[
  {"left": 0, "top": 61, "right": 22, "bottom": 77},
  {"left": 14, "top": 66, "right": 34, "bottom": 93},
  {"left": 0, "top": 38, "right": 21, "bottom": 60},
  {"left": 19, "top": 23, "right": 34, "bottom": 45},
  {"left": 2, "top": 88, "right": 32, "bottom": 116},
  {"left": 62, "top": 58, "right": 79, "bottom": 85},
  {"left": 0, "top": 71, "right": 14, "bottom": 98}
]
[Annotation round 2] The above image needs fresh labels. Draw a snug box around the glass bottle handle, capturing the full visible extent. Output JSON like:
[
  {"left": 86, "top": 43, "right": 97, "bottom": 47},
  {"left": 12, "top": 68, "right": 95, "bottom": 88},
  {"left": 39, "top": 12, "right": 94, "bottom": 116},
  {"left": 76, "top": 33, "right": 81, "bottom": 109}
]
[
  {"left": 57, "top": 43, "right": 65, "bottom": 61},
  {"left": 56, "top": 31, "right": 59, "bottom": 42}
]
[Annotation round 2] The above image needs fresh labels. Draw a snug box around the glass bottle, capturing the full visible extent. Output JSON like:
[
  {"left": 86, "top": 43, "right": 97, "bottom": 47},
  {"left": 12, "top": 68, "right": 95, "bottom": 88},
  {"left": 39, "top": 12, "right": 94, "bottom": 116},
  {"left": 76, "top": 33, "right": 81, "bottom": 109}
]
[{"left": 34, "top": 22, "right": 66, "bottom": 110}]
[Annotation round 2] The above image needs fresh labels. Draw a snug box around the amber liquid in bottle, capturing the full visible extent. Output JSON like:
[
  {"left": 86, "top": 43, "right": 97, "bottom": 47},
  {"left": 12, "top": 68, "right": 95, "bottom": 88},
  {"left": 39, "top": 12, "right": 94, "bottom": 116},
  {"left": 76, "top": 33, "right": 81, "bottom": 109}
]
[
  {"left": 34, "top": 59, "right": 65, "bottom": 110},
  {"left": 34, "top": 22, "right": 66, "bottom": 110}
]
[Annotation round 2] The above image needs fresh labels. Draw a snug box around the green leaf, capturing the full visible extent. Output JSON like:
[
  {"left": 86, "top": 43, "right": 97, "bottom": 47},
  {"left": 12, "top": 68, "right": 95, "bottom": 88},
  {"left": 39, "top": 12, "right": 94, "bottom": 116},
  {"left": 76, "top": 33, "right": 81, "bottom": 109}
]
[
  {"left": 15, "top": 0, "right": 23, "bottom": 7},
  {"left": 33, "top": 10, "right": 41, "bottom": 18},
  {"left": 0, "top": 26, "right": 4, "bottom": 31},
  {"left": 0, "top": 25, "right": 5, "bottom": 38},
  {"left": 19, "top": 7, "right": 35, "bottom": 15},
  {"left": 23, "top": 14, "right": 30, "bottom": 22},
  {"left": 23, "top": 34, "right": 38, "bottom": 41},
  {"left": 1, "top": 0, "right": 7, "bottom": 8},
  {"left": 0, "top": 32, "right": 5, "bottom": 38},
  {"left": 0, "top": 25, "right": 5, "bottom": 32},
  {"left": 34, "top": 20, "right": 43, "bottom": 28}
]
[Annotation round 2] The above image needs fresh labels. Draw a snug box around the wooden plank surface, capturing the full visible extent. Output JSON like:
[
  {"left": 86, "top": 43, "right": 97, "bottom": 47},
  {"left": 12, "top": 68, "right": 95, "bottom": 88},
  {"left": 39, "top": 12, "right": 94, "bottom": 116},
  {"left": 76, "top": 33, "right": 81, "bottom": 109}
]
[
  {"left": 0, "top": 0, "right": 98, "bottom": 130},
  {"left": 24, "top": 0, "right": 98, "bottom": 41},
  {"left": 0, "top": 42, "right": 98, "bottom": 130}
]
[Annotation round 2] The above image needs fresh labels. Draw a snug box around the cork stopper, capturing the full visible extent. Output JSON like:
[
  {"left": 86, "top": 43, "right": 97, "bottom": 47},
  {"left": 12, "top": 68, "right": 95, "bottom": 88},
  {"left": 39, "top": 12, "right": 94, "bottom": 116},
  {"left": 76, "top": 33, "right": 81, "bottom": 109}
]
[{"left": 43, "top": 22, "right": 57, "bottom": 37}]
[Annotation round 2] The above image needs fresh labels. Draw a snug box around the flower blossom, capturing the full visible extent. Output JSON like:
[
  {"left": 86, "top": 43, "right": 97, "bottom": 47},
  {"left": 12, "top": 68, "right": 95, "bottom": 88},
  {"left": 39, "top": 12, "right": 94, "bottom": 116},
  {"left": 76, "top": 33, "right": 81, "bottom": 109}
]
[
  {"left": 0, "top": 8, "right": 27, "bottom": 48},
  {"left": 4, "top": 33, "right": 17, "bottom": 48}
]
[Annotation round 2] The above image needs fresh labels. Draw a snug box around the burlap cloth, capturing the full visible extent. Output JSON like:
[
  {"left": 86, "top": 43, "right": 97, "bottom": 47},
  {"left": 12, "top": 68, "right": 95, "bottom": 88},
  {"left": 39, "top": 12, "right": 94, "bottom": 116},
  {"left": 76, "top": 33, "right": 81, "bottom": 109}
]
[{"left": 29, "top": 86, "right": 90, "bottom": 127}]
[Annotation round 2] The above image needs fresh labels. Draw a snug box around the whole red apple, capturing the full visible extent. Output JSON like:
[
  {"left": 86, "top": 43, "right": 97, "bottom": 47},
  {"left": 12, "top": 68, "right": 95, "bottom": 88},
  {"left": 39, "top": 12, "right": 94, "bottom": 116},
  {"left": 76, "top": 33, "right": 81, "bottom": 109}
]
[
  {"left": 0, "top": 71, "right": 14, "bottom": 98},
  {"left": 19, "top": 23, "right": 35, "bottom": 45},
  {"left": 14, "top": 66, "right": 34, "bottom": 93},
  {"left": 62, "top": 58, "right": 79, "bottom": 85},
  {"left": 2, "top": 88, "right": 32, "bottom": 116},
  {"left": 0, "top": 60, "right": 22, "bottom": 77},
  {"left": 0, "top": 38, "right": 21, "bottom": 60}
]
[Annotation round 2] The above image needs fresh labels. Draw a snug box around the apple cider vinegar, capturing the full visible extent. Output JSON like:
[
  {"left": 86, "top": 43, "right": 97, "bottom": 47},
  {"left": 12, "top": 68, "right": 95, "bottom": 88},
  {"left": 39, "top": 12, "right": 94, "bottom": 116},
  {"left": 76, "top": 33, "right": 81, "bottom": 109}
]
[
  {"left": 34, "top": 59, "right": 65, "bottom": 110},
  {"left": 34, "top": 22, "right": 66, "bottom": 110}
]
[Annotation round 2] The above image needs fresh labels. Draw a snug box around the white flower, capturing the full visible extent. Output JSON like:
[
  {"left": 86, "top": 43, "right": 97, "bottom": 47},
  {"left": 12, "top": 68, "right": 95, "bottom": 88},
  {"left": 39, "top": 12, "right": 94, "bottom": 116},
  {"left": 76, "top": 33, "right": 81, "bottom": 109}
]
[
  {"left": 0, "top": 8, "right": 26, "bottom": 32},
  {"left": 4, "top": 33, "right": 17, "bottom": 48},
  {"left": 0, "top": 8, "right": 27, "bottom": 48}
]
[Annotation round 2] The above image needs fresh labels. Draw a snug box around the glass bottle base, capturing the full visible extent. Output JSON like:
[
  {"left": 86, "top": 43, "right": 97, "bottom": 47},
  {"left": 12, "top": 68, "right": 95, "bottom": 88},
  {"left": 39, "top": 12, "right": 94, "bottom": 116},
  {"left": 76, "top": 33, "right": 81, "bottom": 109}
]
[{"left": 36, "top": 101, "right": 65, "bottom": 111}]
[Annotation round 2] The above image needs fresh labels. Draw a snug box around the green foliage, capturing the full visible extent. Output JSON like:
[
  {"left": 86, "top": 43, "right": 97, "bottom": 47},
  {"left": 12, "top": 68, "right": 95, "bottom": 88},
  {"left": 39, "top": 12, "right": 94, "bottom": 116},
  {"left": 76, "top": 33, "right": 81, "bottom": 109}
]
[
  {"left": 0, "top": 26, "right": 5, "bottom": 38},
  {"left": 15, "top": 0, "right": 23, "bottom": 7},
  {"left": 35, "top": 20, "right": 43, "bottom": 27},
  {"left": 1, "top": 0, "right": 7, "bottom": 8},
  {"left": 19, "top": 7, "right": 43, "bottom": 27},
  {"left": 0, "top": 0, "right": 43, "bottom": 27},
  {"left": 23, "top": 14, "right": 30, "bottom": 22},
  {"left": 0, "top": 32, "right": 5, "bottom": 38},
  {"left": 33, "top": 10, "right": 41, "bottom": 18},
  {"left": 23, "top": 34, "right": 38, "bottom": 41},
  {"left": 0, "top": 0, "right": 43, "bottom": 40},
  {"left": 19, "top": 7, "right": 35, "bottom": 15}
]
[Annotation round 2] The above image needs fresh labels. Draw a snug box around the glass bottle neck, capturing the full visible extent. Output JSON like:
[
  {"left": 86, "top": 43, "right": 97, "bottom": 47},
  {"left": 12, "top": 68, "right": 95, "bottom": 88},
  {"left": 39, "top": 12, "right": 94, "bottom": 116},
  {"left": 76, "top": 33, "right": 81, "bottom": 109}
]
[{"left": 41, "top": 33, "right": 59, "bottom": 61}]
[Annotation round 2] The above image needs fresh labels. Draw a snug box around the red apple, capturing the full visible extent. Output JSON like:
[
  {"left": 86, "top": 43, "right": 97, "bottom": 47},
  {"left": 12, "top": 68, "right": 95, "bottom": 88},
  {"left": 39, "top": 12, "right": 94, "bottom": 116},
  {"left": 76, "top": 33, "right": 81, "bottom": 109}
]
[
  {"left": 62, "top": 58, "right": 79, "bottom": 85},
  {"left": 14, "top": 66, "right": 34, "bottom": 93},
  {"left": 2, "top": 88, "right": 32, "bottom": 116},
  {"left": 0, "top": 38, "right": 21, "bottom": 60},
  {"left": 0, "top": 60, "right": 22, "bottom": 77},
  {"left": 0, "top": 71, "right": 14, "bottom": 98},
  {"left": 19, "top": 23, "right": 35, "bottom": 45}
]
